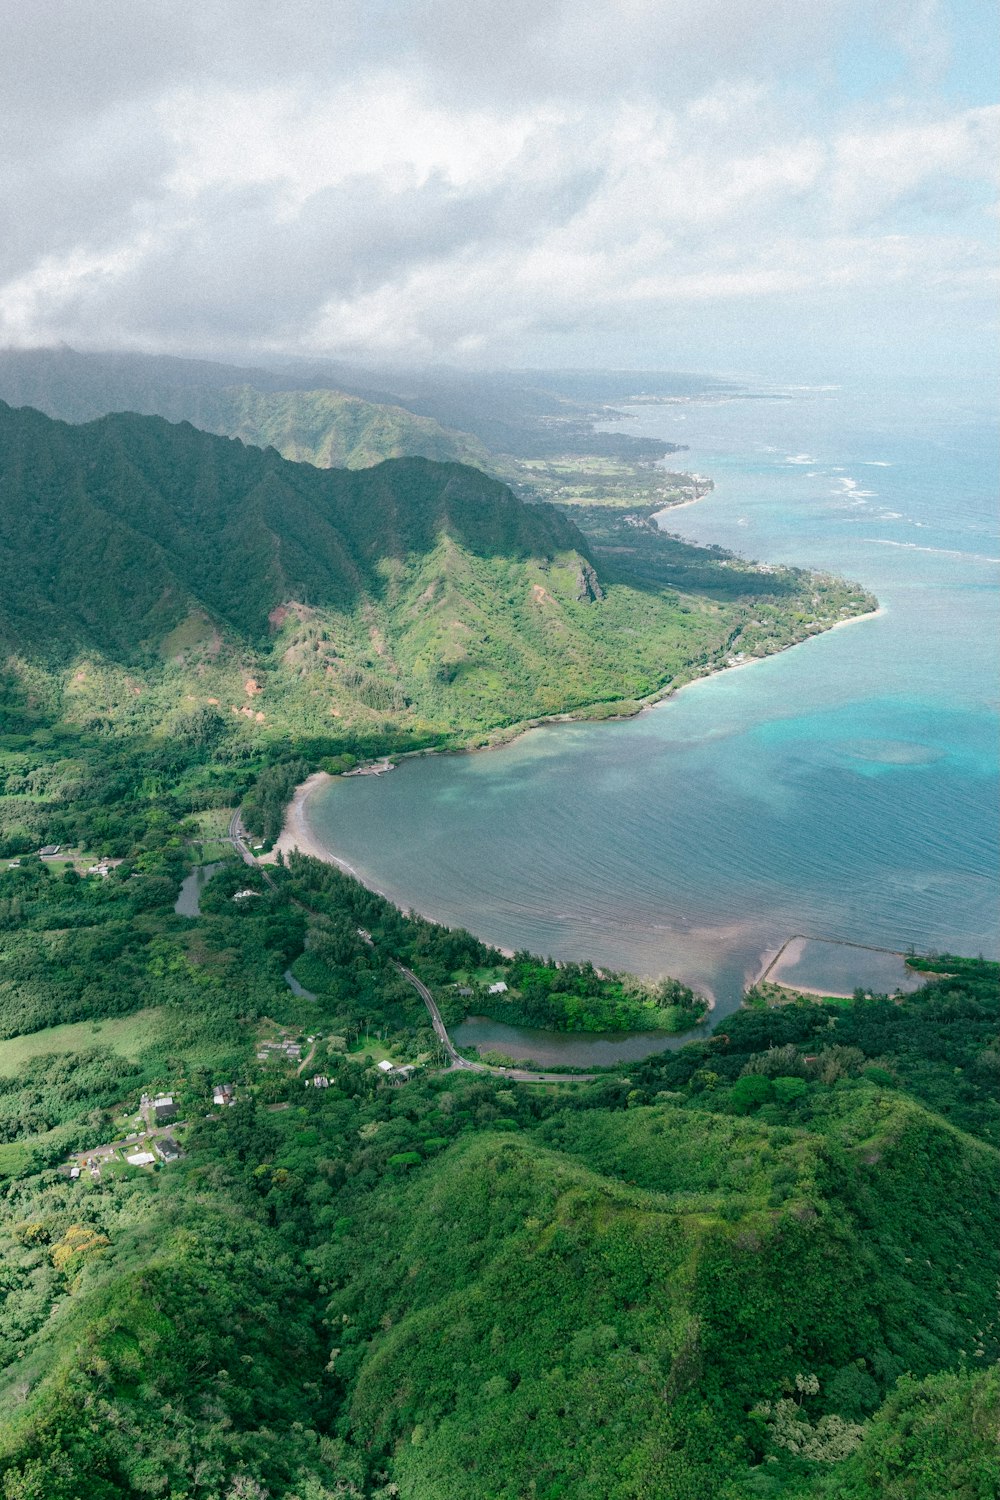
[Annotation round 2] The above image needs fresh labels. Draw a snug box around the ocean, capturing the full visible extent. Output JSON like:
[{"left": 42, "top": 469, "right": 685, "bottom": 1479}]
[{"left": 305, "top": 376, "right": 999, "bottom": 1019}]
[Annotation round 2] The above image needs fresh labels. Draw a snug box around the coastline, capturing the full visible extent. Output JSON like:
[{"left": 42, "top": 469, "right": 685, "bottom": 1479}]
[
  {"left": 263, "top": 770, "right": 714, "bottom": 1005},
  {"left": 261, "top": 771, "right": 340, "bottom": 866},
  {"left": 263, "top": 600, "right": 885, "bottom": 927},
  {"left": 258, "top": 471, "right": 884, "bottom": 1001}
]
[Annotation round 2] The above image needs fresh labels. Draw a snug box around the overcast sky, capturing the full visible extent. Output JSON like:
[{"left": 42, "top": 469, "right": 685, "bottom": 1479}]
[{"left": 1, "top": 0, "right": 996, "bottom": 379}]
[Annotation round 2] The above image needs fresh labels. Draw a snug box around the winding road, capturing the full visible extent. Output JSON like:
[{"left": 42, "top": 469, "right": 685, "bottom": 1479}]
[
  {"left": 228, "top": 807, "right": 595, "bottom": 1085},
  {"left": 393, "top": 962, "right": 598, "bottom": 1085}
]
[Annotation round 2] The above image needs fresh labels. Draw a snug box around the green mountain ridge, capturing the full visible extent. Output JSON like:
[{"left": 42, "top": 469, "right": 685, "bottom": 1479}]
[
  {"left": 0, "top": 348, "right": 488, "bottom": 471},
  {"left": 0, "top": 400, "right": 871, "bottom": 775},
  {"left": 0, "top": 402, "right": 574, "bottom": 655}
]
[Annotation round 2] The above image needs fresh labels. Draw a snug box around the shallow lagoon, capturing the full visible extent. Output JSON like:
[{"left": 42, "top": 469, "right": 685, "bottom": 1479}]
[
  {"left": 306, "top": 378, "right": 999, "bottom": 1022},
  {"left": 453, "top": 1016, "right": 706, "bottom": 1067}
]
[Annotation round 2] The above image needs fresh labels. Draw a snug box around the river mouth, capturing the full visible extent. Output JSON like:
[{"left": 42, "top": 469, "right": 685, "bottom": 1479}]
[{"left": 453, "top": 1015, "right": 710, "bottom": 1068}]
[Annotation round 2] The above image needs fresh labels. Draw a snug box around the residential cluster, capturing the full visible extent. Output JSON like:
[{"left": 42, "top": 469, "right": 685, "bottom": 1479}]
[{"left": 62, "top": 1080, "right": 237, "bottom": 1182}]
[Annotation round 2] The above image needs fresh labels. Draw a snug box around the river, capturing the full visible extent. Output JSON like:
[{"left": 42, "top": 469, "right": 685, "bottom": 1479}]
[{"left": 302, "top": 375, "right": 999, "bottom": 1025}]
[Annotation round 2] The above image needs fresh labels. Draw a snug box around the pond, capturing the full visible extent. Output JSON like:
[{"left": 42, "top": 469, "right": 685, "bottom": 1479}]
[
  {"left": 283, "top": 968, "right": 317, "bottom": 1000},
  {"left": 453, "top": 1014, "right": 711, "bottom": 1068},
  {"left": 174, "top": 862, "right": 225, "bottom": 917}
]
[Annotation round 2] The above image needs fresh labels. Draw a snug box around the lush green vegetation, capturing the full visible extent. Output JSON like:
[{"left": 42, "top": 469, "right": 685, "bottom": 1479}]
[
  {"left": 0, "top": 398, "right": 873, "bottom": 806},
  {"left": 0, "top": 790, "right": 995, "bottom": 1497},
  {"left": 467, "top": 955, "right": 708, "bottom": 1032},
  {"left": 0, "top": 374, "right": 990, "bottom": 1496}
]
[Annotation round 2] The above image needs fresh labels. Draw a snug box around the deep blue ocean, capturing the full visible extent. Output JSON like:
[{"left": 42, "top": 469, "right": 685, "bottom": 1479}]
[{"left": 308, "top": 377, "right": 999, "bottom": 1018}]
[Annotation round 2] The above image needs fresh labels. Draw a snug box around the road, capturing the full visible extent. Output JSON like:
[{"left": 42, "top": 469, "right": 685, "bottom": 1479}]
[
  {"left": 393, "top": 962, "right": 597, "bottom": 1085},
  {"left": 229, "top": 806, "right": 596, "bottom": 1086},
  {"left": 228, "top": 809, "right": 275, "bottom": 883}
]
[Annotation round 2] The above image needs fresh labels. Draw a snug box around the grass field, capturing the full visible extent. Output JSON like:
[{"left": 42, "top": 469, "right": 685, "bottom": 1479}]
[{"left": 0, "top": 1008, "right": 163, "bottom": 1075}]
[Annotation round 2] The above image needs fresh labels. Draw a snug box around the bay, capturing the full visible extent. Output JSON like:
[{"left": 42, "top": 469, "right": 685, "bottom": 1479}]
[{"left": 304, "top": 376, "right": 999, "bottom": 1021}]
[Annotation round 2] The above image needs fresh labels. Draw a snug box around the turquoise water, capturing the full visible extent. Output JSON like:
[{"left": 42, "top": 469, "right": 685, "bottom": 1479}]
[{"left": 306, "top": 378, "right": 999, "bottom": 1018}]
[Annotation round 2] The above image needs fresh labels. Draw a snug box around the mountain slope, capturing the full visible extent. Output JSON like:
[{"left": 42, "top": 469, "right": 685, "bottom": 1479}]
[
  {"left": 0, "top": 401, "right": 872, "bottom": 749},
  {"left": 0, "top": 402, "right": 572, "bottom": 654},
  {"left": 0, "top": 347, "right": 487, "bottom": 470}
]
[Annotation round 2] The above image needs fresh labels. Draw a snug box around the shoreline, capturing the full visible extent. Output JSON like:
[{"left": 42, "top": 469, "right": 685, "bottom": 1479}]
[
  {"left": 262, "top": 772, "right": 341, "bottom": 867},
  {"left": 262, "top": 601, "right": 885, "bottom": 983},
  {"left": 266, "top": 770, "right": 716, "bottom": 1009}
]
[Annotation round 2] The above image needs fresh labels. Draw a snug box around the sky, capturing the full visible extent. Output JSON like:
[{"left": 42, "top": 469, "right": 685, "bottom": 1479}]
[{"left": 0, "top": 0, "right": 997, "bottom": 381}]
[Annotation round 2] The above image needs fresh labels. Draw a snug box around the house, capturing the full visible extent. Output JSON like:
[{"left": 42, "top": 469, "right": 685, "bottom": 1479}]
[
  {"left": 156, "top": 1136, "right": 181, "bottom": 1163},
  {"left": 312, "top": 1076, "right": 330, "bottom": 1089},
  {"left": 152, "top": 1094, "right": 175, "bottom": 1122},
  {"left": 232, "top": 889, "right": 262, "bottom": 902},
  {"left": 212, "top": 1083, "right": 234, "bottom": 1106},
  {"left": 69, "top": 1166, "right": 80, "bottom": 1180},
  {"left": 377, "top": 1060, "right": 394, "bottom": 1073},
  {"left": 38, "top": 845, "right": 61, "bottom": 859},
  {"left": 125, "top": 1150, "right": 156, "bottom": 1167},
  {"left": 487, "top": 981, "right": 508, "bottom": 995}
]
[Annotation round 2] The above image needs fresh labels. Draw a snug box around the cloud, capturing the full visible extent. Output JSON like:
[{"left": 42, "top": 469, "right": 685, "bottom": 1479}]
[{"left": 0, "top": 0, "right": 995, "bottom": 371}]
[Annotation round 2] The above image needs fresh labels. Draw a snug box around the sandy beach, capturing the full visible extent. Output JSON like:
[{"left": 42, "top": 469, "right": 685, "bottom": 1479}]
[
  {"left": 261, "top": 771, "right": 341, "bottom": 866},
  {"left": 652, "top": 494, "right": 712, "bottom": 521}
]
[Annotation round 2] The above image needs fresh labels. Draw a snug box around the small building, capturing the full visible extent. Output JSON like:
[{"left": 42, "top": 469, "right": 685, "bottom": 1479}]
[
  {"left": 232, "top": 889, "right": 262, "bottom": 902},
  {"left": 312, "top": 1075, "right": 330, "bottom": 1089},
  {"left": 126, "top": 1150, "right": 156, "bottom": 1167},
  {"left": 212, "top": 1083, "right": 234, "bottom": 1107},
  {"left": 487, "top": 981, "right": 509, "bottom": 995},
  {"left": 152, "top": 1094, "right": 176, "bottom": 1122},
  {"left": 156, "top": 1136, "right": 181, "bottom": 1163},
  {"left": 69, "top": 1166, "right": 80, "bottom": 1180},
  {"left": 377, "top": 1060, "right": 394, "bottom": 1074},
  {"left": 38, "top": 845, "right": 61, "bottom": 859}
]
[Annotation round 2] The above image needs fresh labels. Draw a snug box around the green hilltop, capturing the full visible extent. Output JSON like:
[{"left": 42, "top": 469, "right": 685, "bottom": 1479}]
[{"left": 0, "top": 822, "right": 995, "bottom": 1498}]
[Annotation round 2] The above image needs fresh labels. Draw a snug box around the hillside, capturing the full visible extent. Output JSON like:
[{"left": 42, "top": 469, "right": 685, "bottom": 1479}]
[
  {"left": 0, "top": 348, "right": 487, "bottom": 470},
  {"left": 0, "top": 401, "right": 873, "bottom": 812},
  {"left": 0, "top": 826, "right": 995, "bottom": 1498}
]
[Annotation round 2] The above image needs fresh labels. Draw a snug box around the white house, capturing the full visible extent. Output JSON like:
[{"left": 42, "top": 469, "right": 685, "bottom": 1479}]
[{"left": 488, "top": 981, "right": 509, "bottom": 995}]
